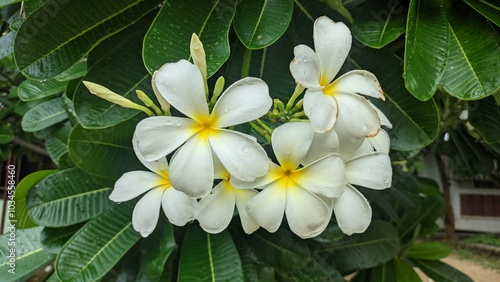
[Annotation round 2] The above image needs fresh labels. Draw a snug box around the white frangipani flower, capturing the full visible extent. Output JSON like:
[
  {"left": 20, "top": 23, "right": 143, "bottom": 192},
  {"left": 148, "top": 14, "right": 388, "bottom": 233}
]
[
  {"left": 289, "top": 16, "right": 384, "bottom": 139},
  {"left": 195, "top": 157, "right": 259, "bottom": 234},
  {"left": 109, "top": 137, "right": 197, "bottom": 237},
  {"left": 232, "top": 122, "right": 346, "bottom": 239},
  {"left": 304, "top": 129, "right": 392, "bottom": 235},
  {"left": 134, "top": 60, "right": 272, "bottom": 198}
]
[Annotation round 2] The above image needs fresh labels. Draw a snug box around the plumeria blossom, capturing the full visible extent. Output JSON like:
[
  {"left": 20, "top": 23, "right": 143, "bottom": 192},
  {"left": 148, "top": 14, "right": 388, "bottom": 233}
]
[
  {"left": 195, "top": 156, "right": 259, "bottom": 234},
  {"left": 289, "top": 16, "right": 385, "bottom": 140},
  {"left": 232, "top": 122, "right": 346, "bottom": 239},
  {"left": 303, "top": 128, "right": 392, "bottom": 235},
  {"left": 109, "top": 137, "right": 197, "bottom": 237},
  {"left": 134, "top": 59, "right": 272, "bottom": 198}
]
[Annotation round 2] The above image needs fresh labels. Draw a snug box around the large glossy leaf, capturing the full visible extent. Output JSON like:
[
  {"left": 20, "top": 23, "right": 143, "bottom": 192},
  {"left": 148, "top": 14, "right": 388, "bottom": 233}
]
[
  {"left": 351, "top": 1, "right": 407, "bottom": 48},
  {"left": 27, "top": 167, "right": 112, "bottom": 227},
  {"left": 394, "top": 259, "right": 421, "bottom": 282},
  {"left": 74, "top": 15, "right": 154, "bottom": 129},
  {"left": 349, "top": 48, "right": 440, "bottom": 151},
  {"left": 246, "top": 227, "right": 310, "bottom": 269},
  {"left": 68, "top": 119, "right": 142, "bottom": 181},
  {"left": 41, "top": 224, "right": 84, "bottom": 255},
  {"left": 18, "top": 78, "right": 67, "bottom": 102},
  {"left": 463, "top": 0, "right": 500, "bottom": 27},
  {"left": 55, "top": 202, "right": 141, "bottom": 282},
  {"left": 406, "top": 241, "right": 450, "bottom": 260},
  {"left": 318, "top": 220, "right": 399, "bottom": 274},
  {"left": 0, "top": 0, "right": 21, "bottom": 8},
  {"left": 233, "top": 0, "right": 293, "bottom": 49},
  {"left": 143, "top": 0, "right": 237, "bottom": 77},
  {"left": 411, "top": 259, "right": 473, "bottom": 282},
  {"left": 0, "top": 227, "right": 54, "bottom": 282},
  {"left": 139, "top": 220, "right": 176, "bottom": 279},
  {"left": 14, "top": 0, "right": 161, "bottom": 79},
  {"left": 440, "top": 2, "right": 500, "bottom": 100},
  {"left": 468, "top": 97, "right": 500, "bottom": 143},
  {"left": 45, "top": 123, "right": 72, "bottom": 166},
  {"left": 14, "top": 170, "right": 58, "bottom": 229},
  {"left": 404, "top": 0, "right": 448, "bottom": 100},
  {"left": 21, "top": 96, "right": 68, "bottom": 132},
  {"left": 369, "top": 260, "right": 397, "bottom": 282},
  {"left": 0, "top": 31, "right": 15, "bottom": 60},
  {"left": 178, "top": 225, "right": 243, "bottom": 281}
]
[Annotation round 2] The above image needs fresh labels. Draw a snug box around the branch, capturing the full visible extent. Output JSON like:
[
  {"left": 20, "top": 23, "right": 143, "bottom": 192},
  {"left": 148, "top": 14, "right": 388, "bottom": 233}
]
[{"left": 11, "top": 136, "right": 49, "bottom": 156}]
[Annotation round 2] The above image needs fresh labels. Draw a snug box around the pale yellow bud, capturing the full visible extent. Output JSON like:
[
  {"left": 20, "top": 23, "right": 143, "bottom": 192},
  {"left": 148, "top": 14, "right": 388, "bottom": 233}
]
[
  {"left": 190, "top": 33, "right": 207, "bottom": 80},
  {"left": 152, "top": 71, "right": 171, "bottom": 115}
]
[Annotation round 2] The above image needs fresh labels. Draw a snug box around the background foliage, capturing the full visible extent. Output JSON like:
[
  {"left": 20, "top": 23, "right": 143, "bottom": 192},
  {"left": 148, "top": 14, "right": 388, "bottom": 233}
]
[{"left": 1, "top": 0, "right": 499, "bottom": 281}]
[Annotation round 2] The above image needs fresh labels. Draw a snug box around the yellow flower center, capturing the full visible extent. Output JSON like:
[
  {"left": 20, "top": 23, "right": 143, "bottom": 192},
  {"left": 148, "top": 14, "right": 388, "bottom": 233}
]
[
  {"left": 157, "top": 170, "right": 172, "bottom": 190},
  {"left": 322, "top": 82, "right": 336, "bottom": 96}
]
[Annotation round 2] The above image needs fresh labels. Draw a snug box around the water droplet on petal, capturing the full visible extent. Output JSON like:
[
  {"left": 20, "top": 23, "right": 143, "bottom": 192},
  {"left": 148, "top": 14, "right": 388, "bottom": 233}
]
[
  {"left": 303, "top": 59, "right": 308, "bottom": 63},
  {"left": 241, "top": 146, "right": 249, "bottom": 153},
  {"left": 175, "top": 120, "right": 182, "bottom": 126},
  {"left": 165, "top": 119, "right": 174, "bottom": 126},
  {"left": 224, "top": 108, "right": 229, "bottom": 113}
]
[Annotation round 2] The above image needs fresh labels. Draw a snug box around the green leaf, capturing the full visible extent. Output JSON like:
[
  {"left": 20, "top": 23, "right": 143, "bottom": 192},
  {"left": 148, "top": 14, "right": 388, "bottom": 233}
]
[
  {"left": 14, "top": 170, "right": 58, "bottom": 229},
  {"left": 0, "top": 0, "right": 21, "bottom": 8},
  {"left": 139, "top": 220, "right": 176, "bottom": 279},
  {"left": 319, "top": 0, "right": 353, "bottom": 22},
  {"left": 21, "top": 96, "right": 68, "bottom": 132},
  {"left": 318, "top": 220, "right": 399, "bottom": 274},
  {"left": 407, "top": 241, "right": 450, "bottom": 260},
  {"left": 41, "top": 224, "right": 84, "bottom": 255},
  {"left": 18, "top": 78, "right": 67, "bottom": 102},
  {"left": 178, "top": 225, "right": 244, "bottom": 281},
  {"left": 394, "top": 259, "right": 421, "bottom": 282},
  {"left": 233, "top": 0, "right": 293, "bottom": 49},
  {"left": 54, "top": 59, "right": 87, "bottom": 81},
  {"left": 27, "top": 167, "right": 112, "bottom": 227},
  {"left": 447, "top": 127, "right": 494, "bottom": 176},
  {"left": 14, "top": 0, "right": 161, "bottom": 79},
  {"left": 74, "top": 15, "right": 154, "bottom": 129},
  {"left": 0, "top": 31, "right": 15, "bottom": 60},
  {"left": 369, "top": 260, "right": 397, "bottom": 282},
  {"left": 0, "top": 227, "right": 55, "bottom": 282},
  {"left": 45, "top": 123, "right": 72, "bottom": 166},
  {"left": 23, "top": 0, "right": 48, "bottom": 16},
  {"left": 143, "top": 0, "right": 237, "bottom": 77},
  {"left": 351, "top": 1, "right": 407, "bottom": 48},
  {"left": 246, "top": 228, "right": 310, "bottom": 269},
  {"left": 404, "top": 0, "right": 449, "bottom": 100},
  {"left": 468, "top": 97, "right": 500, "bottom": 143},
  {"left": 463, "top": 0, "right": 500, "bottom": 27},
  {"left": 0, "top": 125, "right": 14, "bottom": 144},
  {"left": 349, "top": 48, "right": 440, "bottom": 151},
  {"left": 441, "top": 2, "right": 500, "bottom": 100},
  {"left": 68, "top": 119, "right": 142, "bottom": 181},
  {"left": 56, "top": 202, "right": 141, "bottom": 282},
  {"left": 411, "top": 259, "right": 474, "bottom": 282}
]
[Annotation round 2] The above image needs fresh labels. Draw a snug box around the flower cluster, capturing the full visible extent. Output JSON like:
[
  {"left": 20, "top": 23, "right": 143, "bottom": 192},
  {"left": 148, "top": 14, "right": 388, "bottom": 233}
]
[{"left": 87, "top": 16, "right": 392, "bottom": 239}]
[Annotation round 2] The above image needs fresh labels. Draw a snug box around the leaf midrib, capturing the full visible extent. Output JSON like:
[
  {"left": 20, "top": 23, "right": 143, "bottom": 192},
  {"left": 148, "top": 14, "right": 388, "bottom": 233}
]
[{"left": 248, "top": 0, "right": 268, "bottom": 45}]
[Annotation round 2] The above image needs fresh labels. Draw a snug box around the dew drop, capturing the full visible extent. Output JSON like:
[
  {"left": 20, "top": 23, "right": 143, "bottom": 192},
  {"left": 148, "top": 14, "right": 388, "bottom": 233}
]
[
  {"left": 165, "top": 119, "right": 174, "bottom": 126},
  {"left": 241, "top": 146, "right": 249, "bottom": 153},
  {"left": 175, "top": 120, "right": 182, "bottom": 126},
  {"left": 223, "top": 108, "right": 230, "bottom": 113},
  {"left": 303, "top": 59, "right": 308, "bottom": 63}
]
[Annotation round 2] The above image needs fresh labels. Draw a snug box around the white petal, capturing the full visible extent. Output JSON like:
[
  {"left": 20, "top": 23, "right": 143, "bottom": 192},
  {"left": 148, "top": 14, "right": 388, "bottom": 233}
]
[
  {"left": 272, "top": 122, "right": 315, "bottom": 169},
  {"left": 313, "top": 17, "right": 351, "bottom": 84},
  {"left": 334, "top": 70, "right": 384, "bottom": 100},
  {"left": 304, "top": 89, "right": 338, "bottom": 133},
  {"left": 369, "top": 101, "right": 392, "bottom": 129},
  {"left": 169, "top": 135, "right": 213, "bottom": 198},
  {"left": 211, "top": 77, "right": 272, "bottom": 128},
  {"left": 151, "top": 71, "right": 171, "bottom": 113},
  {"left": 346, "top": 152, "right": 392, "bottom": 189},
  {"left": 369, "top": 129, "right": 391, "bottom": 154},
  {"left": 154, "top": 60, "right": 209, "bottom": 121},
  {"left": 209, "top": 129, "right": 268, "bottom": 182},
  {"left": 132, "top": 134, "right": 170, "bottom": 175},
  {"left": 246, "top": 182, "right": 286, "bottom": 233},
  {"left": 294, "top": 154, "right": 346, "bottom": 198},
  {"left": 212, "top": 154, "right": 227, "bottom": 180},
  {"left": 161, "top": 187, "right": 196, "bottom": 226},
  {"left": 132, "top": 188, "right": 163, "bottom": 237},
  {"left": 289, "top": 45, "right": 322, "bottom": 88},
  {"left": 195, "top": 182, "right": 235, "bottom": 234},
  {"left": 334, "top": 92, "right": 380, "bottom": 140},
  {"left": 303, "top": 128, "right": 339, "bottom": 165},
  {"left": 110, "top": 171, "right": 162, "bottom": 202},
  {"left": 234, "top": 189, "right": 259, "bottom": 234},
  {"left": 230, "top": 161, "right": 283, "bottom": 189},
  {"left": 134, "top": 116, "right": 198, "bottom": 161},
  {"left": 332, "top": 185, "right": 372, "bottom": 235},
  {"left": 285, "top": 182, "right": 332, "bottom": 239}
]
